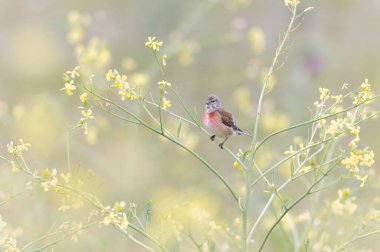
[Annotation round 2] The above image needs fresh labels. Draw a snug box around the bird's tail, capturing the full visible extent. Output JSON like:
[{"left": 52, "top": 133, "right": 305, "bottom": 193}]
[{"left": 234, "top": 127, "right": 252, "bottom": 137}]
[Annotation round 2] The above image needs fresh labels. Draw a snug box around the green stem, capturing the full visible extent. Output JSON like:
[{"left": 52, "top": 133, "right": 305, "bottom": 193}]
[
  {"left": 243, "top": 5, "right": 299, "bottom": 251},
  {"left": 254, "top": 95, "right": 380, "bottom": 154},
  {"left": 258, "top": 165, "right": 336, "bottom": 251},
  {"left": 89, "top": 89, "right": 239, "bottom": 202},
  {"left": 333, "top": 229, "right": 380, "bottom": 252}
]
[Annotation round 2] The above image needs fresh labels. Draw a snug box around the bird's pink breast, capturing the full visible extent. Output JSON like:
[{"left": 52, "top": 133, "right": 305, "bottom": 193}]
[{"left": 203, "top": 112, "right": 219, "bottom": 125}]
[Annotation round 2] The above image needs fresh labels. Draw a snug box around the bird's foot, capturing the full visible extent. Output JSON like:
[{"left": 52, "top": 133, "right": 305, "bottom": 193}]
[
  {"left": 210, "top": 135, "right": 216, "bottom": 141},
  {"left": 219, "top": 143, "right": 224, "bottom": 149}
]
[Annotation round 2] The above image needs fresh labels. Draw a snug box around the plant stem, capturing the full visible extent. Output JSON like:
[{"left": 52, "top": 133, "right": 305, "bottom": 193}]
[
  {"left": 254, "top": 95, "right": 380, "bottom": 154},
  {"left": 257, "top": 165, "right": 336, "bottom": 251},
  {"left": 88, "top": 89, "right": 239, "bottom": 202},
  {"left": 242, "top": 5, "right": 298, "bottom": 250},
  {"left": 333, "top": 229, "right": 380, "bottom": 252}
]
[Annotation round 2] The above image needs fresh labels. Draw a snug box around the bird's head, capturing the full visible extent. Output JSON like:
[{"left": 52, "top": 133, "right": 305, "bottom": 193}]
[{"left": 205, "top": 94, "right": 221, "bottom": 113}]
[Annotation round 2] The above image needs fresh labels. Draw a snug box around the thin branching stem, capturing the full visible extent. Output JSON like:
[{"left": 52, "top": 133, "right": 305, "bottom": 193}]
[
  {"left": 254, "top": 95, "right": 380, "bottom": 154},
  {"left": 242, "top": 4, "right": 299, "bottom": 251},
  {"left": 333, "top": 229, "right": 380, "bottom": 252},
  {"left": 87, "top": 88, "right": 239, "bottom": 202},
  {"left": 258, "top": 164, "right": 338, "bottom": 251}
]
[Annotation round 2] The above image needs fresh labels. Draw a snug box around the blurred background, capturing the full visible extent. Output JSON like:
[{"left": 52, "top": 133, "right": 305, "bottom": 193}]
[{"left": 1, "top": 0, "right": 380, "bottom": 251}]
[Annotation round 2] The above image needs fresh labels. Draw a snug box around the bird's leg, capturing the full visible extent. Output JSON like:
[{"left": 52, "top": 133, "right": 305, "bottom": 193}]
[
  {"left": 210, "top": 135, "right": 216, "bottom": 141},
  {"left": 219, "top": 137, "right": 229, "bottom": 149}
]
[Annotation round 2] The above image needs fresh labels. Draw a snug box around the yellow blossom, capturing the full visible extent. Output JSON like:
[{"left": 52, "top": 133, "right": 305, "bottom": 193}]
[
  {"left": 233, "top": 161, "right": 240, "bottom": 168},
  {"left": 319, "top": 87, "right": 330, "bottom": 101},
  {"left": 145, "top": 36, "right": 163, "bottom": 52},
  {"left": 331, "top": 95, "right": 343, "bottom": 104},
  {"left": 7, "top": 139, "right": 31, "bottom": 156},
  {"left": 60, "top": 81, "right": 76, "bottom": 96},
  {"left": 118, "top": 89, "right": 138, "bottom": 101},
  {"left": 81, "top": 109, "right": 95, "bottom": 120},
  {"left": 353, "top": 78, "right": 373, "bottom": 105},
  {"left": 284, "top": 145, "right": 296, "bottom": 155},
  {"left": 40, "top": 168, "right": 58, "bottom": 191},
  {"left": 284, "top": 0, "right": 299, "bottom": 7},
  {"left": 360, "top": 150, "right": 375, "bottom": 167},
  {"left": 162, "top": 98, "right": 171, "bottom": 109},
  {"left": 80, "top": 92, "right": 88, "bottom": 103},
  {"left": 331, "top": 188, "right": 357, "bottom": 215},
  {"left": 355, "top": 174, "right": 368, "bottom": 187},
  {"left": 106, "top": 69, "right": 116, "bottom": 81},
  {"left": 100, "top": 201, "right": 129, "bottom": 230},
  {"left": 157, "top": 80, "right": 171, "bottom": 89}
]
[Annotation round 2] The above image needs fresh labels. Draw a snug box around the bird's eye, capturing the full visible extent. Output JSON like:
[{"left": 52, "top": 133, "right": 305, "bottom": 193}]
[{"left": 211, "top": 100, "right": 215, "bottom": 103}]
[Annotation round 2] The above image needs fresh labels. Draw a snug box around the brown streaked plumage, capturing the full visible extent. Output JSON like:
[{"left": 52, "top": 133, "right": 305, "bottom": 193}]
[{"left": 203, "top": 94, "right": 247, "bottom": 149}]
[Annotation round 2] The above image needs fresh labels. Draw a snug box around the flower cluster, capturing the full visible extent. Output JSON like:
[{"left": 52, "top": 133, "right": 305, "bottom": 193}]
[
  {"left": 328, "top": 110, "right": 375, "bottom": 186},
  {"left": 61, "top": 66, "right": 80, "bottom": 96},
  {"left": 233, "top": 148, "right": 252, "bottom": 169},
  {"left": 145, "top": 36, "right": 163, "bottom": 52},
  {"left": 56, "top": 172, "right": 86, "bottom": 212},
  {"left": 331, "top": 188, "right": 357, "bottom": 215},
  {"left": 100, "top": 201, "right": 129, "bottom": 230},
  {"left": 79, "top": 109, "right": 95, "bottom": 135},
  {"left": 7, "top": 139, "right": 31, "bottom": 157},
  {"left": 157, "top": 80, "right": 172, "bottom": 109},
  {"left": 0, "top": 215, "right": 20, "bottom": 252},
  {"left": 40, "top": 168, "right": 58, "bottom": 192},
  {"left": 80, "top": 92, "right": 89, "bottom": 106},
  {"left": 106, "top": 69, "right": 139, "bottom": 101},
  {"left": 284, "top": 0, "right": 299, "bottom": 7},
  {"left": 353, "top": 78, "right": 373, "bottom": 105},
  {"left": 341, "top": 149, "right": 373, "bottom": 186},
  {"left": 312, "top": 82, "right": 375, "bottom": 187}
]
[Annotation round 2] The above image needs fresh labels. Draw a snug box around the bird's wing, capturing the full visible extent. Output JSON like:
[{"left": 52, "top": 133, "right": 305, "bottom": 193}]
[{"left": 218, "top": 109, "right": 236, "bottom": 128}]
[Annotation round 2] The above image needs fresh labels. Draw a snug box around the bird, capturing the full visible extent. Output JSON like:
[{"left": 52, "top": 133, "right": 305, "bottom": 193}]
[{"left": 202, "top": 94, "right": 249, "bottom": 149}]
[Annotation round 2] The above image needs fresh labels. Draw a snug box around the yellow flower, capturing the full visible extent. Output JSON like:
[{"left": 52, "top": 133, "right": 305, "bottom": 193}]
[
  {"left": 331, "top": 188, "right": 357, "bottom": 215},
  {"left": 331, "top": 95, "right": 343, "bottom": 104},
  {"left": 100, "top": 201, "right": 129, "bottom": 230},
  {"left": 7, "top": 139, "right": 31, "bottom": 156},
  {"left": 106, "top": 69, "right": 116, "bottom": 81},
  {"left": 319, "top": 87, "right": 330, "bottom": 101},
  {"left": 355, "top": 174, "right": 368, "bottom": 187},
  {"left": 233, "top": 161, "right": 240, "bottom": 168},
  {"left": 80, "top": 92, "right": 88, "bottom": 103},
  {"left": 360, "top": 150, "right": 375, "bottom": 167},
  {"left": 81, "top": 109, "right": 95, "bottom": 120},
  {"left": 106, "top": 69, "right": 129, "bottom": 89},
  {"left": 284, "top": 0, "right": 299, "bottom": 7},
  {"left": 118, "top": 90, "right": 138, "bottom": 101},
  {"left": 60, "top": 81, "right": 76, "bottom": 96},
  {"left": 162, "top": 98, "right": 171, "bottom": 109},
  {"left": 157, "top": 80, "right": 171, "bottom": 91},
  {"left": 353, "top": 78, "right": 373, "bottom": 105},
  {"left": 145, "top": 36, "right": 163, "bottom": 52},
  {"left": 40, "top": 168, "right": 58, "bottom": 191},
  {"left": 114, "top": 74, "right": 128, "bottom": 89}
]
